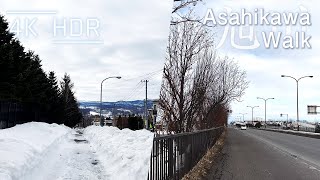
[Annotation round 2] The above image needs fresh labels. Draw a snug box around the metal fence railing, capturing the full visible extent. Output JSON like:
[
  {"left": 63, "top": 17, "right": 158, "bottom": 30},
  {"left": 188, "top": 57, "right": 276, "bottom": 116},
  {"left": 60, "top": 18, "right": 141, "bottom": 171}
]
[
  {"left": 148, "top": 126, "right": 224, "bottom": 180},
  {"left": 0, "top": 101, "right": 42, "bottom": 129},
  {"left": 75, "top": 116, "right": 93, "bottom": 128}
]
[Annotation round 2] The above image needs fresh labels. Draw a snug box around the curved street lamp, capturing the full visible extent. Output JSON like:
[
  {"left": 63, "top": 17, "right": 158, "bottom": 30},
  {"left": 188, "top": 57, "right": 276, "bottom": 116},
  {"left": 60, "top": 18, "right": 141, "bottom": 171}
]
[
  {"left": 100, "top": 76, "right": 121, "bottom": 126},
  {"left": 257, "top": 97, "right": 274, "bottom": 128},
  {"left": 281, "top": 75, "right": 313, "bottom": 131},
  {"left": 239, "top": 113, "right": 247, "bottom": 122},
  {"left": 247, "top": 106, "right": 259, "bottom": 125}
]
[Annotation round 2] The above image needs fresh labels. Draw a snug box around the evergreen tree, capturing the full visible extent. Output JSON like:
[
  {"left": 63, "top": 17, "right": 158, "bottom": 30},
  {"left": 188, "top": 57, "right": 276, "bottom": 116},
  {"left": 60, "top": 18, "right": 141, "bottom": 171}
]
[
  {"left": 0, "top": 15, "right": 14, "bottom": 45},
  {"left": 60, "top": 74, "right": 82, "bottom": 127},
  {"left": 0, "top": 14, "right": 82, "bottom": 127},
  {"left": 0, "top": 15, "right": 23, "bottom": 100},
  {"left": 47, "top": 71, "right": 64, "bottom": 124}
]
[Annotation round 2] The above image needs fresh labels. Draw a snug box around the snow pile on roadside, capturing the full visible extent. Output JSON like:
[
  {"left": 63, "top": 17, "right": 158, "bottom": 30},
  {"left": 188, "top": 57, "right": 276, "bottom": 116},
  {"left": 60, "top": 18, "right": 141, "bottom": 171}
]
[
  {"left": 0, "top": 122, "right": 70, "bottom": 180},
  {"left": 84, "top": 126, "right": 154, "bottom": 180}
]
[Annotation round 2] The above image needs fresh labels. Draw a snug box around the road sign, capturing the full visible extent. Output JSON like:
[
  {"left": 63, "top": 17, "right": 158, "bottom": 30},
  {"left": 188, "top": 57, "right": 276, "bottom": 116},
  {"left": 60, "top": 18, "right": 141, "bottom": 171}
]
[{"left": 307, "top": 105, "right": 319, "bottom": 115}]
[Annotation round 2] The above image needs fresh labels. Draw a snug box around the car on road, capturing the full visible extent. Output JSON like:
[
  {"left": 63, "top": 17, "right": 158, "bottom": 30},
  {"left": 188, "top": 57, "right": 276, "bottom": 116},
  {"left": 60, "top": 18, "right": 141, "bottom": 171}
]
[{"left": 240, "top": 124, "right": 247, "bottom": 130}]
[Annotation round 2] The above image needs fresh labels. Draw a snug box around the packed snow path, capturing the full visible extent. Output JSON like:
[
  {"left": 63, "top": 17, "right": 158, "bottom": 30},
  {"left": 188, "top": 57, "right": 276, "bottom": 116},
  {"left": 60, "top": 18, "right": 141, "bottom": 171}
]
[
  {"left": 22, "top": 129, "right": 107, "bottom": 180},
  {"left": 0, "top": 123, "right": 153, "bottom": 180}
]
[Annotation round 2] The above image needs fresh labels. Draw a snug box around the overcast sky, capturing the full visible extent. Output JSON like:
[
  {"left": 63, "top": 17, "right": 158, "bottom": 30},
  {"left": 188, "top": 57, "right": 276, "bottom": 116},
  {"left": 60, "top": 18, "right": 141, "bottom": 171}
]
[
  {"left": 1, "top": 0, "right": 320, "bottom": 122},
  {"left": 201, "top": 0, "right": 320, "bottom": 122},
  {"left": 0, "top": 0, "right": 172, "bottom": 103}
]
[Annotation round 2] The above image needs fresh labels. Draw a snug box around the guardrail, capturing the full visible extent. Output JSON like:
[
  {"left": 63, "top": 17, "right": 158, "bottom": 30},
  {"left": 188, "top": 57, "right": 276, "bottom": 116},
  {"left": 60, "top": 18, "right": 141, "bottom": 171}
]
[
  {"left": 299, "top": 126, "right": 316, "bottom": 133},
  {"left": 148, "top": 126, "right": 224, "bottom": 180},
  {"left": 258, "top": 127, "right": 320, "bottom": 139},
  {"left": 265, "top": 125, "right": 316, "bottom": 133}
]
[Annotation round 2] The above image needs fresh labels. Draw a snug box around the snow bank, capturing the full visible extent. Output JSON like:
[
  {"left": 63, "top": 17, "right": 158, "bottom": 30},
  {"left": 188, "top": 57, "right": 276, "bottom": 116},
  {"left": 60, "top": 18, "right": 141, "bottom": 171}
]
[
  {"left": 0, "top": 122, "right": 70, "bottom": 180},
  {"left": 84, "top": 126, "right": 154, "bottom": 180}
]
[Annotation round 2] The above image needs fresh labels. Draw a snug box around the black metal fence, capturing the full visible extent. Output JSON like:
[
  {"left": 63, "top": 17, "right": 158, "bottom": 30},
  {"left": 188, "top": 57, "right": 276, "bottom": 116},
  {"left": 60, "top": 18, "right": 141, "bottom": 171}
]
[
  {"left": 76, "top": 115, "right": 93, "bottom": 128},
  {"left": 0, "top": 101, "right": 42, "bottom": 129},
  {"left": 148, "top": 126, "right": 224, "bottom": 180}
]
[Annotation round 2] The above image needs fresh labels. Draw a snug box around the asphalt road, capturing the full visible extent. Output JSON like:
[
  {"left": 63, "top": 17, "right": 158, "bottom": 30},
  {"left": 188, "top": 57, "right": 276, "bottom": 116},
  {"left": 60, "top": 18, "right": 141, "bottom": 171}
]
[{"left": 207, "top": 128, "right": 320, "bottom": 180}]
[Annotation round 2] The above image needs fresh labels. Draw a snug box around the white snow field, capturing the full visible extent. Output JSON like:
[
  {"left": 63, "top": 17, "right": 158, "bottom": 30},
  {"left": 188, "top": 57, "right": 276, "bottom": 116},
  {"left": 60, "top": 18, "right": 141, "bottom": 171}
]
[
  {"left": 84, "top": 126, "right": 154, "bottom": 180},
  {"left": 0, "top": 122, "right": 70, "bottom": 180},
  {"left": 0, "top": 123, "right": 154, "bottom": 180}
]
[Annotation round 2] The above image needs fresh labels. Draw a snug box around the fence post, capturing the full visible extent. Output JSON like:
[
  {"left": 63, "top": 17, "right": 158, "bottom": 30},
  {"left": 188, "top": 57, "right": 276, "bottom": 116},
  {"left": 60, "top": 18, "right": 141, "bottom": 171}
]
[{"left": 149, "top": 127, "right": 224, "bottom": 180}]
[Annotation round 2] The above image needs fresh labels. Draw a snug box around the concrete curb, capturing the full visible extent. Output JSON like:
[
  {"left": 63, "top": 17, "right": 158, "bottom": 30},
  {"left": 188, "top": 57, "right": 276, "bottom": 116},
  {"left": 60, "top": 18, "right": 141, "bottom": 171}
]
[{"left": 257, "top": 128, "right": 320, "bottom": 139}]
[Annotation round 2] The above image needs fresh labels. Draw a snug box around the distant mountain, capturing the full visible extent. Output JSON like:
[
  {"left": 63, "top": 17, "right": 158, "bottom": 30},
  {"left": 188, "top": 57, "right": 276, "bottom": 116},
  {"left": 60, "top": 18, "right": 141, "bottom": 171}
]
[{"left": 79, "top": 100, "right": 155, "bottom": 116}]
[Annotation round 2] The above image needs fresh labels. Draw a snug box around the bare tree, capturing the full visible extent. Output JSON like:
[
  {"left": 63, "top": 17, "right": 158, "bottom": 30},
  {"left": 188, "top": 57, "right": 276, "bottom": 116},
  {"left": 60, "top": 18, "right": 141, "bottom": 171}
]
[
  {"left": 200, "top": 57, "right": 249, "bottom": 129},
  {"left": 171, "top": 0, "right": 205, "bottom": 25},
  {"left": 172, "top": 0, "right": 202, "bottom": 13},
  {"left": 159, "top": 20, "right": 212, "bottom": 133},
  {"left": 159, "top": 1, "right": 249, "bottom": 134},
  {"left": 159, "top": 21, "right": 248, "bottom": 133}
]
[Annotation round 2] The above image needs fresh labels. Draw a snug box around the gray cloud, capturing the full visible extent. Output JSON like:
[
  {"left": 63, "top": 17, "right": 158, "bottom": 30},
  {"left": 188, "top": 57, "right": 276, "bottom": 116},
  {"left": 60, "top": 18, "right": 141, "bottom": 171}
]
[
  {"left": 204, "top": 0, "right": 320, "bottom": 122},
  {"left": 0, "top": 0, "right": 172, "bottom": 102}
]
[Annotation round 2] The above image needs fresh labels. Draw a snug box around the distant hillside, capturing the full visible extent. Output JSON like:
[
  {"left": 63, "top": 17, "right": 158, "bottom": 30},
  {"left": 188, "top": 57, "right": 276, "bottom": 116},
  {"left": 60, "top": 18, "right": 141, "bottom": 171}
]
[{"left": 79, "top": 100, "right": 154, "bottom": 116}]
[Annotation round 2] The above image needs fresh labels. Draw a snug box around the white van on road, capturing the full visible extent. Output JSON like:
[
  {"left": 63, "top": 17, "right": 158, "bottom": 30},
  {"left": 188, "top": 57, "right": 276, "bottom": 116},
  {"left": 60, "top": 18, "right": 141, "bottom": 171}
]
[{"left": 240, "top": 124, "right": 247, "bottom": 130}]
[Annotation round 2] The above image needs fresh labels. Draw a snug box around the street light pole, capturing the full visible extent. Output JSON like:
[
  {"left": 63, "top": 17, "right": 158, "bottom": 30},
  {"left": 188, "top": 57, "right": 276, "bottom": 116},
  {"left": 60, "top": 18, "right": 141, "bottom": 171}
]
[
  {"left": 247, "top": 106, "right": 259, "bottom": 125},
  {"left": 100, "top": 76, "right": 121, "bottom": 127},
  {"left": 280, "top": 113, "right": 288, "bottom": 122},
  {"left": 239, "top": 113, "right": 247, "bottom": 122},
  {"left": 281, "top": 75, "right": 313, "bottom": 131},
  {"left": 257, "top": 97, "right": 274, "bottom": 128}
]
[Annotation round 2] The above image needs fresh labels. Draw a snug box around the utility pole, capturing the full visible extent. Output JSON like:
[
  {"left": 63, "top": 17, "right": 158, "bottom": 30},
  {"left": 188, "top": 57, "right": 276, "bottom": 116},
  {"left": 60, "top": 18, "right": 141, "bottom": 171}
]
[
  {"left": 141, "top": 80, "right": 149, "bottom": 129},
  {"left": 112, "top": 103, "right": 115, "bottom": 117},
  {"left": 112, "top": 103, "right": 115, "bottom": 126}
]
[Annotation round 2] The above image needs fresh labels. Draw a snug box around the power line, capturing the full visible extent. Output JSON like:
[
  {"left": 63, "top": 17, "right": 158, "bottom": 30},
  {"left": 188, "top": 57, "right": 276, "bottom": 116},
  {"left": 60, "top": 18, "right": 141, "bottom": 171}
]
[
  {"left": 120, "top": 82, "right": 144, "bottom": 102},
  {"left": 106, "top": 69, "right": 162, "bottom": 86},
  {"left": 102, "top": 69, "right": 163, "bottom": 104}
]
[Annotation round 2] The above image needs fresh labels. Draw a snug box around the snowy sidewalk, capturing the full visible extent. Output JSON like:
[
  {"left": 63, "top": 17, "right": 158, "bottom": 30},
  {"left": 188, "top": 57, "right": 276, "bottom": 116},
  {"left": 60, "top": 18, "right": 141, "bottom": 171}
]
[
  {"left": 0, "top": 123, "right": 70, "bottom": 180},
  {"left": 22, "top": 129, "right": 107, "bottom": 180},
  {"left": 0, "top": 123, "right": 154, "bottom": 180}
]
